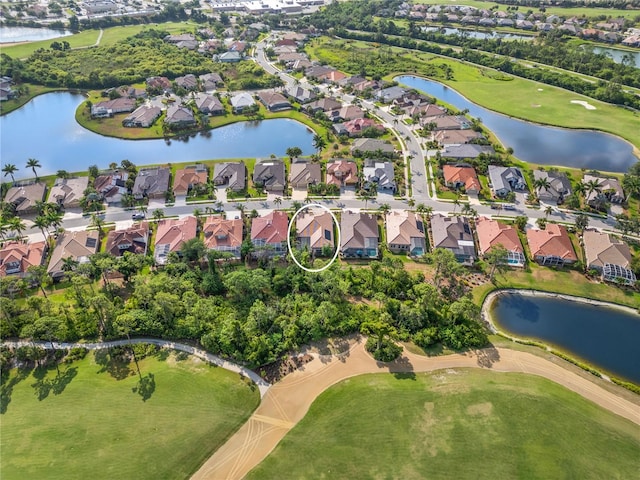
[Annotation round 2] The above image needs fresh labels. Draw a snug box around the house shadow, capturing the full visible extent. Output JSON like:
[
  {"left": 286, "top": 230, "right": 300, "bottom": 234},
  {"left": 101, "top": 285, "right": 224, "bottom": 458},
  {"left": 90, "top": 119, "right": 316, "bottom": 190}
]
[
  {"left": 474, "top": 347, "right": 500, "bottom": 369},
  {"left": 31, "top": 365, "right": 78, "bottom": 401},
  {"left": 132, "top": 373, "right": 156, "bottom": 402},
  {"left": 1, "top": 366, "right": 33, "bottom": 414},
  {"left": 94, "top": 349, "right": 133, "bottom": 380}
]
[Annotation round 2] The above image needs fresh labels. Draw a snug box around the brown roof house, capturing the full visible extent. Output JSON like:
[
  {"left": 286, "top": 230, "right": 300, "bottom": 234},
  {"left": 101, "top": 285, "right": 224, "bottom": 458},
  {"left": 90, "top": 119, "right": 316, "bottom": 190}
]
[
  {"left": 105, "top": 223, "right": 150, "bottom": 256},
  {"left": 340, "top": 211, "right": 379, "bottom": 259},
  {"left": 582, "top": 174, "right": 625, "bottom": 207},
  {"left": 213, "top": 162, "right": 246, "bottom": 192},
  {"left": 203, "top": 216, "right": 243, "bottom": 259},
  {"left": 47, "top": 230, "right": 100, "bottom": 280},
  {"left": 132, "top": 167, "right": 171, "bottom": 200},
  {"left": 386, "top": 211, "right": 426, "bottom": 256},
  {"left": 94, "top": 170, "right": 128, "bottom": 204},
  {"left": 250, "top": 211, "right": 289, "bottom": 258},
  {"left": 257, "top": 91, "right": 292, "bottom": 112},
  {"left": 122, "top": 105, "right": 162, "bottom": 128},
  {"left": 193, "top": 93, "right": 225, "bottom": 115},
  {"left": 442, "top": 164, "right": 481, "bottom": 195},
  {"left": 253, "top": 159, "right": 286, "bottom": 194},
  {"left": 4, "top": 182, "right": 46, "bottom": 215},
  {"left": 289, "top": 160, "right": 321, "bottom": 189},
  {"left": 0, "top": 240, "right": 47, "bottom": 277},
  {"left": 526, "top": 224, "right": 577, "bottom": 267},
  {"left": 173, "top": 164, "right": 209, "bottom": 197},
  {"left": 47, "top": 176, "right": 89, "bottom": 209},
  {"left": 326, "top": 160, "right": 358, "bottom": 187},
  {"left": 583, "top": 229, "right": 636, "bottom": 285},
  {"left": 430, "top": 214, "right": 476, "bottom": 264},
  {"left": 154, "top": 216, "right": 198, "bottom": 265},
  {"left": 475, "top": 217, "right": 525, "bottom": 267},
  {"left": 296, "top": 208, "right": 335, "bottom": 256},
  {"left": 90, "top": 97, "right": 136, "bottom": 118},
  {"left": 164, "top": 104, "right": 196, "bottom": 128}
]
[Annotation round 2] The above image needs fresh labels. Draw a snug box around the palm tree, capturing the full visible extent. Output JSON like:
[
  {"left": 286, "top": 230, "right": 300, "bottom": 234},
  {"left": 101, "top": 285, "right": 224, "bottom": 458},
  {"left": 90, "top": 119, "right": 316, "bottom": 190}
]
[
  {"left": 152, "top": 208, "right": 165, "bottom": 221},
  {"left": 461, "top": 203, "right": 472, "bottom": 217},
  {"left": 312, "top": 134, "right": 327, "bottom": 156},
  {"left": 544, "top": 205, "right": 553, "bottom": 219},
  {"left": 34, "top": 215, "right": 50, "bottom": 240},
  {"left": 8, "top": 217, "right": 26, "bottom": 239},
  {"left": 533, "top": 177, "right": 552, "bottom": 194},
  {"left": 90, "top": 213, "right": 103, "bottom": 233},
  {"left": 61, "top": 256, "right": 79, "bottom": 279},
  {"left": 573, "top": 182, "right": 587, "bottom": 198},
  {"left": 2, "top": 163, "right": 17, "bottom": 183},
  {"left": 584, "top": 179, "right": 602, "bottom": 201},
  {"left": 622, "top": 174, "right": 640, "bottom": 202},
  {"left": 273, "top": 196, "right": 282, "bottom": 207},
  {"left": 452, "top": 196, "right": 461, "bottom": 214},
  {"left": 378, "top": 203, "right": 391, "bottom": 220},
  {"left": 26, "top": 158, "right": 42, "bottom": 182},
  {"left": 292, "top": 201, "right": 303, "bottom": 212},
  {"left": 407, "top": 198, "right": 415, "bottom": 208}
]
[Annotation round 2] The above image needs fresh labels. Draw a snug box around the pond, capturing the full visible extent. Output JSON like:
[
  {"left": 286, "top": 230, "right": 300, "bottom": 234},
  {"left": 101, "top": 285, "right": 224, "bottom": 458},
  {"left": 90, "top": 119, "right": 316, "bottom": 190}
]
[
  {"left": 490, "top": 292, "right": 640, "bottom": 384},
  {"left": 422, "top": 26, "right": 534, "bottom": 41},
  {"left": 0, "top": 92, "right": 315, "bottom": 180},
  {"left": 0, "top": 26, "right": 72, "bottom": 43},
  {"left": 591, "top": 46, "right": 640, "bottom": 66},
  {"left": 396, "top": 75, "right": 638, "bottom": 172}
]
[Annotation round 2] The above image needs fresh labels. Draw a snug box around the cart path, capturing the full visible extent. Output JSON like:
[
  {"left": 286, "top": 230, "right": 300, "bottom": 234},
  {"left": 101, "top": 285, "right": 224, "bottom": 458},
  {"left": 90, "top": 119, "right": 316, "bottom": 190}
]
[{"left": 191, "top": 338, "right": 640, "bottom": 480}]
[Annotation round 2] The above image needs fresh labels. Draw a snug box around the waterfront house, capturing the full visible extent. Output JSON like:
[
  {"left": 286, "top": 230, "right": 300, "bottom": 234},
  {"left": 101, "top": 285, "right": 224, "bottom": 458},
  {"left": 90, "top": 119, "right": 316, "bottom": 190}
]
[
  {"left": 420, "top": 115, "right": 470, "bottom": 131},
  {"left": 154, "top": 216, "right": 198, "bottom": 265},
  {"left": 582, "top": 174, "right": 625, "bottom": 207},
  {"left": 363, "top": 160, "right": 396, "bottom": 193},
  {"left": 253, "top": 159, "right": 286, "bottom": 194},
  {"left": 256, "top": 91, "right": 292, "bottom": 111},
  {"left": 164, "top": 105, "right": 196, "bottom": 128},
  {"left": 340, "top": 211, "right": 379, "bottom": 258},
  {"left": 90, "top": 98, "right": 136, "bottom": 118},
  {"left": 475, "top": 217, "right": 526, "bottom": 267},
  {"left": 284, "top": 85, "right": 316, "bottom": 104},
  {"left": 173, "top": 164, "right": 209, "bottom": 197},
  {"left": 328, "top": 105, "right": 365, "bottom": 123},
  {"left": 47, "top": 177, "right": 89, "bottom": 209},
  {"left": 430, "top": 214, "right": 476, "bottom": 264},
  {"left": 47, "top": 230, "right": 99, "bottom": 280},
  {"left": 334, "top": 118, "right": 384, "bottom": 137},
  {"left": 0, "top": 241, "right": 47, "bottom": 277},
  {"left": 122, "top": 105, "right": 162, "bottom": 128},
  {"left": 251, "top": 211, "right": 289, "bottom": 258},
  {"left": 583, "top": 229, "right": 636, "bottom": 285},
  {"left": 213, "top": 162, "right": 246, "bottom": 192},
  {"left": 105, "top": 223, "right": 150, "bottom": 256},
  {"left": 386, "top": 211, "right": 426, "bottom": 256},
  {"left": 217, "top": 51, "right": 242, "bottom": 63},
  {"left": 442, "top": 164, "right": 481, "bottom": 195},
  {"left": 193, "top": 93, "right": 225, "bottom": 115},
  {"left": 307, "top": 97, "right": 342, "bottom": 114},
  {"left": 526, "top": 224, "right": 577, "bottom": 266},
  {"left": 289, "top": 160, "right": 321, "bottom": 189},
  {"left": 326, "top": 160, "right": 358, "bottom": 188},
  {"left": 146, "top": 76, "right": 172, "bottom": 94},
  {"left": 376, "top": 86, "right": 407, "bottom": 103},
  {"left": 350, "top": 138, "right": 395, "bottom": 155},
  {"left": 132, "top": 167, "right": 171, "bottom": 200},
  {"left": 296, "top": 208, "right": 335, "bottom": 255},
  {"left": 433, "top": 129, "right": 482, "bottom": 146},
  {"left": 534, "top": 170, "right": 572, "bottom": 204},
  {"left": 3, "top": 183, "right": 46, "bottom": 215},
  {"left": 230, "top": 92, "right": 256, "bottom": 113},
  {"left": 94, "top": 170, "right": 128, "bottom": 204},
  {"left": 203, "top": 216, "right": 243, "bottom": 259},
  {"left": 488, "top": 166, "right": 526, "bottom": 197},
  {"left": 440, "top": 144, "right": 495, "bottom": 160}
]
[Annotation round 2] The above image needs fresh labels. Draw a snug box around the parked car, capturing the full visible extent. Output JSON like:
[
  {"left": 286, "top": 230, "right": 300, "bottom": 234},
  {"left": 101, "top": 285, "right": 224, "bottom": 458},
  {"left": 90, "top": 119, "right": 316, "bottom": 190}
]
[
  {"left": 503, "top": 204, "right": 516, "bottom": 211},
  {"left": 132, "top": 212, "right": 145, "bottom": 220}
]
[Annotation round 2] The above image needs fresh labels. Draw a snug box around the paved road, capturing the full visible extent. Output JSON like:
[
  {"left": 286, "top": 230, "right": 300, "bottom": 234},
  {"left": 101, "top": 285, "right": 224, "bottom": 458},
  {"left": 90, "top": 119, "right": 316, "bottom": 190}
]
[{"left": 3, "top": 338, "right": 271, "bottom": 397}]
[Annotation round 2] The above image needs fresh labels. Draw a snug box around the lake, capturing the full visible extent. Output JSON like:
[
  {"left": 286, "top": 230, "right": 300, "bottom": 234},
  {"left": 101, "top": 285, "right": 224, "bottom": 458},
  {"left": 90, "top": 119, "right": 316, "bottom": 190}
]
[
  {"left": 396, "top": 75, "right": 638, "bottom": 172},
  {"left": 591, "top": 46, "right": 640, "bottom": 66},
  {"left": 0, "top": 92, "right": 315, "bottom": 180},
  {"left": 422, "top": 26, "right": 534, "bottom": 41},
  {"left": 0, "top": 26, "right": 72, "bottom": 43},
  {"left": 490, "top": 292, "right": 640, "bottom": 384}
]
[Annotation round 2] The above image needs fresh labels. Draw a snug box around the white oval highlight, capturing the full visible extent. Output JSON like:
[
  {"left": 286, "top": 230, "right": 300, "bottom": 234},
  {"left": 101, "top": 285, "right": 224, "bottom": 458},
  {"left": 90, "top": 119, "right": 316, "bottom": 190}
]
[{"left": 287, "top": 203, "right": 341, "bottom": 273}]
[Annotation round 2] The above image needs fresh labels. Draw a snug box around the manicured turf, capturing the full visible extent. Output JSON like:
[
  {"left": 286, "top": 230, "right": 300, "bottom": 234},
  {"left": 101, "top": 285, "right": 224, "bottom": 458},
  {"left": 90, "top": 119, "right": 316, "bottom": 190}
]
[
  {"left": 247, "top": 369, "right": 640, "bottom": 480},
  {"left": 0, "top": 350, "right": 259, "bottom": 480}
]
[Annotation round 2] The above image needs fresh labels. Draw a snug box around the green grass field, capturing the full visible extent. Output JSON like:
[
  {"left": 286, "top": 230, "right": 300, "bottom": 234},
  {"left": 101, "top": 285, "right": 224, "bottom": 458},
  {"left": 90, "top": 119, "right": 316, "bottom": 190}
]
[
  {"left": 247, "top": 369, "right": 640, "bottom": 480},
  {"left": 0, "top": 350, "right": 259, "bottom": 480}
]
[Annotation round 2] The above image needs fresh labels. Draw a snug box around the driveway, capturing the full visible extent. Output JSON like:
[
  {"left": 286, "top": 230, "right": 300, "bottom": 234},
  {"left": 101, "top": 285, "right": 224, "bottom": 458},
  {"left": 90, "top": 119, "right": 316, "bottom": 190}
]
[{"left": 291, "top": 187, "right": 307, "bottom": 201}]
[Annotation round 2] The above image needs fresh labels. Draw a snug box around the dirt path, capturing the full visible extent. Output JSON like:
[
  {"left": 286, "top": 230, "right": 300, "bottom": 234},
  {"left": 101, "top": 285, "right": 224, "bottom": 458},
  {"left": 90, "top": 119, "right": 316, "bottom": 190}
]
[{"left": 191, "top": 338, "right": 640, "bottom": 480}]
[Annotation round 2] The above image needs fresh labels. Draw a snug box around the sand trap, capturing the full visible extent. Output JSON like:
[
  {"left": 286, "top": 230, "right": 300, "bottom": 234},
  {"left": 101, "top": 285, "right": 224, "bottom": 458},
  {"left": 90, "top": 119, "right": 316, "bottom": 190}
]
[
  {"left": 537, "top": 88, "right": 544, "bottom": 91},
  {"left": 571, "top": 100, "right": 596, "bottom": 110},
  {"left": 531, "top": 104, "right": 541, "bottom": 108}
]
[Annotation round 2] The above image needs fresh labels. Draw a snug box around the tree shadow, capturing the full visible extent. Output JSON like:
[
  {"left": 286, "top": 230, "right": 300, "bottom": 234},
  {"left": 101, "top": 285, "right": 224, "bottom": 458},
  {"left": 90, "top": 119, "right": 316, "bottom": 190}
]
[
  {"left": 474, "top": 347, "right": 501, "bottom": 369},
  {"left": 31, "top": 365, "right": 78, "bottom": 401},
  {"left": 1, "top": 366, "right": 33, "bottom": 414},
  {"left": 94, "top": 349, "right": 133, "bottom": 380},
  {"left": 386, "top": 355, "right": 416, "bottom": 380},
  {"left": 132, "top": 372, "right": 155, "bottom": 402},
  {"left": 155, "top": 348, "right": 171, "bottom": 362}
]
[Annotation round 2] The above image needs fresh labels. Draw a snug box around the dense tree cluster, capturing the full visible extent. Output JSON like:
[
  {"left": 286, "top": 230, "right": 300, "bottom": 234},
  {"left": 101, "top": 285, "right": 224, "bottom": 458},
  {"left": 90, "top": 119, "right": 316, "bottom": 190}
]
[{"left": 1, "top": 251, "right": 488, "bottom": 367}]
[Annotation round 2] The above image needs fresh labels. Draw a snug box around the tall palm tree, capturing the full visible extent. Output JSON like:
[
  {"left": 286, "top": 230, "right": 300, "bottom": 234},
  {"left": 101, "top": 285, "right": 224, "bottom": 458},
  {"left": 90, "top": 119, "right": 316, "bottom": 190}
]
[
  {"left": 407, "top": 198, "right": 416, "bottom": 208},
  {"left": 312, "top": 134, "right": 327, "bottom": 156},
  {"left": 584, "top": 179, "right": 602, "bottom": 201},
  {"left": 533, "top": 177, "right": 552, "bottom": 194},
  {"left": 378, "top": 203, "right": 391, "bottom": 220},
  {"left": 622, "top": 174, "right": 640, "bottom": 202},
  {"left": 2, "top": 163, "right": 17, "bottom": 183},
  {"left": 90, "top": 213, "right": 103, "bottom": 232},
  {"left": 152, "top": 208, "right": 165, "bottom": 221},
  {"left": 8, "top": 217, "right": 26, "bottom": 239},
  {"left": 452, "top": 196, "right": 461, "bottom": 214},
  {"left": 544, "top": 205, "right": 553, "bottom": 219},
  {"left": 26, "top": 158, "right": 42, "bottom": 182},
  {"left": 573, "top": 182, "right": 587, "bottom": 198},
  {"left": 33, "top": 215, "right": 50, "bottom": 241},
  {"left": 61, "top": 256, "right": 79, "bottom": 279},
  {"left": 273, "top": 196, "right": 282, "bottom": 207}
]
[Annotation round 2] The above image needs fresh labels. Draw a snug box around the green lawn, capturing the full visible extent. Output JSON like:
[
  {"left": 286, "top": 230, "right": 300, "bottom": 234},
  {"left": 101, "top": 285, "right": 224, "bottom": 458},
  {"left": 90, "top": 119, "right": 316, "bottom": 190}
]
[
  {"left": 0, "top": 350, "right": 259, "bottom": 480},
  {"left": 247, "top": 369, "right": 640, "bottom": 480}
]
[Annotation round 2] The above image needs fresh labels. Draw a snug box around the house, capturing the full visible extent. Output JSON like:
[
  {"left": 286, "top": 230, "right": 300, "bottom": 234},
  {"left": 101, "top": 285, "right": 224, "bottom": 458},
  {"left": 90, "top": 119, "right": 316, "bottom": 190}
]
[
  {"left": 296, "top": 208, "right": 335, "bottom": 255},
  {"left": 475, "top": 217, "right": 525, "bottom": 267},
  {"left": 329, "top": 105, "right": 365, "bottom": 122},
  {"left": 229, "top": 41, "right": 247, "bottom": 52},
  {"left": 326, "top": 160, "right": 358, "bottom": 187},
  {"left": 488, "top": 166, "right": 526, "bottom": 197},
  {"left": 376, "top": 86, "right": 407, "bottom": 103},
  {"left": 217, "top": 51, "right": 243, "bottom": 63},
  {"left": 526, "top": 224, "right": 577, "bottom": 266},
  {"left": 173, "top": 164, "right": 208, "bottom": 196},
  {"left": 203, "top": 216, "right": 243, "bottom": 259},
  {"left": 582, "top": 174, "right": 625, "bottom": 206},
  {"left": 440, "top": 144, "right": 495, "bottom": 160},
  {"left": 340, "top": 211, "right": 379, "bottom": 258},
  {"left": 405, "top": 103, "right": 446, "bottom": 119},
  {"left": 199, "top": 73, "right": 224, "bottom": 91},
  {"left": 90, "top": 98, "right": 136, "bottom": 118},
  {"left": 146, "top": 76, "right": 172, "bottom": 94},
  {"left": 164, "top": 33, "right": 197, "bottom": 44},
  {"left": 47, "top": 177, "right": 89, "bottom": 209},
  {"left": 256, "top": 91, "right": 292, "bottom": 111},
  {"left": 132, "top": 167, "right": 171, "bottom": 200},
  {"left": 3, "top": 183, "right": 46, "bottom": 214},
  {"left": 174, "top": 74, "right": 198, "bottom": 91},
  {"left": 47, "top": 230, "right": 100, "bottom": 280},
  {"left": 363, "top": 160, "right": 396, "bottom": 193},
  {"left": 122, "top": 105, "right": 162, "bottom": 128},
  {"left": 250, "top": 211, "right": 289, "bottom": 258},
  {"left": 164, "top": 105, "right": 196, "bottom": 127},
  {"left": 433, "top": 129, "right": 482, "bottom": 146},
  {"left": 154, "top": 216, "right": 198, "bottom": 265},
  {"left": 334, "top": 118, "right": 384, "bottom": 137},
  {"left": 317, "top": 70, "right": 348, "bottom": 83},
  {"left": 213, "top": 162, "right": 246, "bottom": 192},
  {"left": 583, "top": 230, "right": 636, "bottom": 285},
  {"left": 113, "top": 85, "right": 146, "bottom": 99},
  {"left": 193, "top": 93, "right": 225, "bottom": 115},
  {"left": 105, "top": 223, "right": 150, "bottom": 256},
  {"left": 430, "top": 214, "right": 476, "bottom": 263},
  {"left": 307, "top": 97, "right": 342, "bottom": 113},
  {"left": 422, "top": 115, "right": 471, "bottom": 131},
  {"left": 351, "top": 138, "right": 395, "bottom": 155},
  {"left": 230, "top": 92, "right": 256, "bottom": 113},
  {"left": 304, "top": 65, "right": 334, "bottom": 81},
  {"left": 285, "top": 85, "right": 316, "bottom": 104},
  {"left": 442, "top": 164, "right": 481, "bottom": 194},
  {"left": 253, "top": 159, "right": 286, "bottom": 194},
  {"left": 94, "top": 170, "right": 128, "bottom": 204},
  {"left": 0, "top": 241, "right": 47, "bottom": 277},
  {"left": 534, "top": 170, "right": 572, "bottom": 204},
  {"left": 289, "top": 161, "right": 321, "bottom": 189},
  {"left": 386, "top": 211, "right": 426, "bottom": 256}
]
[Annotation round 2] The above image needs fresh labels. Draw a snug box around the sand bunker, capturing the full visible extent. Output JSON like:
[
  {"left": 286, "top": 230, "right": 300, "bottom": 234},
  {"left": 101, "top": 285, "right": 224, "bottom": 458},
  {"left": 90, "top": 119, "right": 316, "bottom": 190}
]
[
  {"left": 537, "top": 88, "right": 544, "bottom": 91},
  {"left": 570, "top": 100, "right": 596, "bottom": 110}
]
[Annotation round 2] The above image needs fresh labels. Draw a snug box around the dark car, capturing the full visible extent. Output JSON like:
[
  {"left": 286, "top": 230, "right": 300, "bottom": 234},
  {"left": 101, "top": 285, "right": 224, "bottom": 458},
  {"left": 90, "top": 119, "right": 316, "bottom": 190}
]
[{"left": 132, "top": 212, "right": 145, "bottom": 220}]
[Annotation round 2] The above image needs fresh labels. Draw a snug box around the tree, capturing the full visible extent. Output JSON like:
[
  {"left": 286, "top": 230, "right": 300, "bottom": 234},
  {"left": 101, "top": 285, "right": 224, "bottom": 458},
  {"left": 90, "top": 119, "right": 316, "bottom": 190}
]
[
  {"left": 61, "top": 256, "right": 79, "bottom": 279},
  {"left": 536, "top": 217, "right": 547, "bottom": 230},
  {"left": 378, "top": 203, "right": 391, "bottom": 219},
  {"left": 452, "top": 196, "right": 461, "bottom": 214},
  {"left": 427, "top": 248, "right": 462, "bottom": 288},
  {"left": 273, "top": 196, "right": 282, "bottom": 207},
  {"left": 56, "top": 170, "right": 70, "bottom": 179},
  {"left": 26, "top": 265, "right": 51, "bottom": 298},
  {"left": 113, "top": 312, "right": 142, "bottom": 379},
  {"left": 622, "top": 173, "right": 640, "bottom": 202},
  {"left": 584, "top": 179, "right": 602, "bottom": 201},
  {"left": 533, "top": 177, "right": 551, "bottom": 194},
  {"left": 544, "top": 205, "right": 553, "bottom": 219},
  {"left": 90, "top": 213, "right": 103, "bottom": 233},
  {"left": 360, "top": 313, "right": 401, "bottom": 362},
  {"left": 181, "top": 238, "right": 206, "bottom": 263},
  {"left": 33, "top": 215, "right": 51, "bottom": 241},
  {"left": 312, "top": 134, "right": 327, "bottom": 155},
  {"left": 285, "top": 146, "right": 302, "bottom": 160},
  {"left": 26, "top": 158, "right": 41, "bottom": 182},
  {"left": 484, "top": 244, "right": 509, "bottom": 282},
  {"left": 2, "top": 163, "right": 17, "bottom": 183},
  {"left": 8, "top": 217, "right": 26, "bottom": 239},
  {"left": 152, "top": 208, "right": 165, "bottom": 221},
  {"left": 515, "top": 215, "right": 528, "bottom": 232},
  {"left": 575, "top": 213, "right": 589, "bottom": 232}
]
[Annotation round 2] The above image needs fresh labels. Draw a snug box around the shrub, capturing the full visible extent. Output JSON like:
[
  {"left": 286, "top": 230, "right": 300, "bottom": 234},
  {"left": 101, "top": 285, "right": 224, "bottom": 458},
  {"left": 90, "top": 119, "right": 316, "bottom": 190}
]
[
  {"left": 366, "top": 337, "right": 402, "bottom": 362},
  {"left": 65, "top": 347, "right": 88, "bottom": 363}
]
